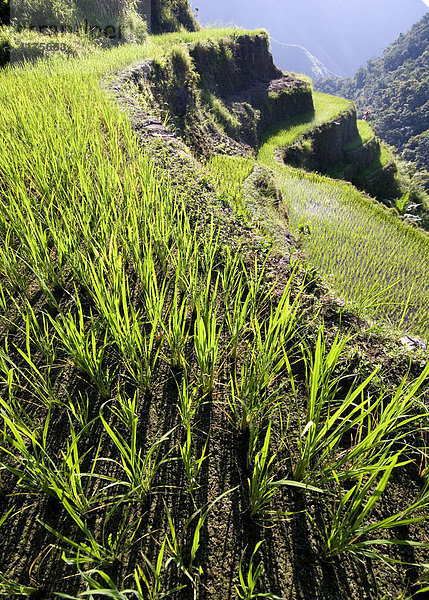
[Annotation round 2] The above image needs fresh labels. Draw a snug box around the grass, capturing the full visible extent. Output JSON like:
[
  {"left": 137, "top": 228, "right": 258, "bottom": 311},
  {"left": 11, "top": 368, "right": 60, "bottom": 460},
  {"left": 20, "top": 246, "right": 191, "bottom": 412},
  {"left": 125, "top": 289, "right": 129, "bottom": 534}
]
[
  {"left": 0, "top": 25, "right": 427, "bottom": 600},
  {"left": 258, "top": 92, "right": 351, "bottom": 167},
  {"left": 344, "top": 119, "right": 374, "bottom": 151}
]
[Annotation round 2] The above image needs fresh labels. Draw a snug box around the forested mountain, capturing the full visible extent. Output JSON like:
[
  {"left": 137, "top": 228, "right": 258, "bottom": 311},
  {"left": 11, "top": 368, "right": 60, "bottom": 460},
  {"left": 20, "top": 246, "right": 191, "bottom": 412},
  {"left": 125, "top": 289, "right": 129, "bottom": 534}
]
[
  {"left": 191, "top": 0, "right": 428, "bottom": 77},
  {"left": 316, "top": 14, "right": 429, "bottom": 174}
]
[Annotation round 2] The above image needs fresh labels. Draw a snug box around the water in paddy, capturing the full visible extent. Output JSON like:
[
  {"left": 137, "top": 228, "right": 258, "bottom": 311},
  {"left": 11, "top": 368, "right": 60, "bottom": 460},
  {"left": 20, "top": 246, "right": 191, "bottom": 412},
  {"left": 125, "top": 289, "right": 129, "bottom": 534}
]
[{"left": 278, "top": 170, "right": 429, "bottom": 337}]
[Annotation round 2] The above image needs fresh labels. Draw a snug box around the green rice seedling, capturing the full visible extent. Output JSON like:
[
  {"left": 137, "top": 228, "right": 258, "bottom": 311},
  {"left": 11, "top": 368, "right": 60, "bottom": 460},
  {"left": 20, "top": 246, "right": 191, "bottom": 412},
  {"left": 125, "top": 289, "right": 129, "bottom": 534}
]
[
  {"left": 42, "top": 497, "right": 139, "bottom": 567},
  {"left": 20, "top": 301, "right": 57, "bottom": 367},
  {"left": 0, "top": 402, "right": 63, "bottom": 496},
  {"left": 0, "top": 574, "right": 38, "bottom": 597},
  {"left": 55, "top": 569, "right": 128, "bottom": 600},
  {"left": 226, "top": 281, "right": 299, "bottom": 438},
  {"left": 319, "top": 455, "right": 429, "bottom": 561},
  {"left": 293, "top": 350, "right": 429, "bottom": 485},
  {"left": 139, "top": 253, "right": 169, "bottom": 328},
  {"left": 292, "top": 329, "right": 350, "bottom": 482},
  {"left": 200, "top": 219, "right": 221, "bottom": 278},
  {"left": 0, "top": 333, "right": 57, "bottom": 410},
  {"left": 165, "top": 215, "right": 199, "bottom": 298},
  {"left": 0, "top": 228, "right": 27, "bottom": 292},
  {"left": 162, "top": 280, "right": 190, "bottom": 369},
  {"left": 63, "top": 391, "right": 94, "bottom": 436},
  {"left": 0, "top": 283, "right": 8, "bottom": 316},
  {"left": 0, "top": 314, "right": 57, "bottom": 408},
  {"left": 235, "top": 541, "right": 283, "bottom": 600},
  {"left": 227, "top": 352, "right": 283, "bottom": 438},
  {"left": 50, "top": 292, "right": 114, "bottom": 398},
  {"left": 176, "top": 370, "right": 202, "bottom": 431},
  {"left": 165, "top": 490, "right": 233, "bottom": 597},
  {"left": 135, "top": 537, "right": 186, "bottom": 600},
  {"left": 52, "top": 418, "right": 117, "bottom": 514},
  {"left": 0, "top": 368, "right": 36, "bottom": 435},
  {"left": 0, "top": 401, "right": 114, "bottom": 510},
  {"left": 180, "top": 424, "right": 209, "bottom": 499},
  {"left": 243, "top": 255, "right": 273, "bottom": 321},
  {"left": 100, "top": 401, "right": 174, "bottom": 502},
  {"left": 56, "top": 545, "right": 185, "bottom": 600},
  {"left": 224, "top": 275, "right": 252, "bottom": 362},
  {"left": 247, "top": 422, "right": 323, "bottom": 521},
  {"left": 87, "top": 259, "right": 160, "bottom": 390},
  {"left": 219, "top": 246, "right": 243, "bottom": 299},
  {"left": 4, "top": 192, "right": 62, "bottom": 300},
  {"left": 322, "top": 456, "right": 399, "bottom": 559},
  {"left": 193, "top": 278, "right": 224, "bottom": 395}
]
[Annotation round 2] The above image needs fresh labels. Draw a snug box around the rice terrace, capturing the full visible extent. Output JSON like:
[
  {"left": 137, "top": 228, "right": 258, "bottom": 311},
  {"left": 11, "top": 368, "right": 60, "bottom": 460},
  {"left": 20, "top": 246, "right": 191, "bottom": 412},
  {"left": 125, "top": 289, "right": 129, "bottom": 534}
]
[{"left": 0, "top": 1, "right": 428, "bottom": 599}]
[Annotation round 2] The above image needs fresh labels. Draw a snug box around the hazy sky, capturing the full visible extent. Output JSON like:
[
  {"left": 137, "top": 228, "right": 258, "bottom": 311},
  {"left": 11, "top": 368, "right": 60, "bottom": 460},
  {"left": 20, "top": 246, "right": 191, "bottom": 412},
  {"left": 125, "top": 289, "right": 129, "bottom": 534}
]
[{"left": 190, "top": 0, "right": 428, "bottom": 76}]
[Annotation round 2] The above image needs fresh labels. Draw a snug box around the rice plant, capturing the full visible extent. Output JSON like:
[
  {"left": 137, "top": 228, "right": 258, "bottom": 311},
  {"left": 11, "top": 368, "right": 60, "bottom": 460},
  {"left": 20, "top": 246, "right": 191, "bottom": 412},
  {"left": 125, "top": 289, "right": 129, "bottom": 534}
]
[
  {"left": 292, "top": 332, "right": 429, "bottom": 485},
  {"left": 235, "top": 541, "right": 283, "bottom": 600},
  {"left": 0, "top": 401, "right": 115, "bottom": 511},
  {"left": 247, "top": 422, "right": 323, "bottom": 521},
  {"left": 162, "top": 279, "right": 190, "bottom": 369},
  {"left": 193, "top": 276, "right": 224, "bottom": 395},
  {"left": 179, "top": 424, "right": 209, "bottom": 499},
  {"left": 165, "top": 490, "right": 233, "bottom": 597},
  {"left": 99, "top": 400, "right": 174, "bottom": 502},
  {"left": 50, "top": 291, "right": 114, "bottom": 398},
  {"left": 321, "top": 458, "right": 429, "bottom": 561}
]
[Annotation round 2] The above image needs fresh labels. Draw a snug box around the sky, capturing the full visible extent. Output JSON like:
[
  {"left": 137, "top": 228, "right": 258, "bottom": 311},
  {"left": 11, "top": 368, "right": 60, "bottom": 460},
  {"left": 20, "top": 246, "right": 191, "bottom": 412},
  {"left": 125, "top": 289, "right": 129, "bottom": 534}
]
[{"left": 190, "top": 0, "right": 428, "bottom": 77}]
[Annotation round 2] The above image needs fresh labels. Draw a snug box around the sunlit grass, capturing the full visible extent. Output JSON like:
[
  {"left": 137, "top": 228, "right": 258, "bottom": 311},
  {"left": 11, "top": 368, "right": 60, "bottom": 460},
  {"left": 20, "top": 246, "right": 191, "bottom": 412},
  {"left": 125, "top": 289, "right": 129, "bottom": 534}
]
[
  {"left": 0, "top": 26, "right": 427, "bottom": 599},
  {"left": 258, "top": 92, "right": 351, "bottom": 167}
]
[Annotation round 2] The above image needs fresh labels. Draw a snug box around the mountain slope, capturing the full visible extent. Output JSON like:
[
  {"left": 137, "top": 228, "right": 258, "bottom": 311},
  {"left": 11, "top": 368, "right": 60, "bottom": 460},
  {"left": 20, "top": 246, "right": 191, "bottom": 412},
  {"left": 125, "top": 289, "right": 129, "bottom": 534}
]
[
  {"left": 191, "top": 0, "right": 428, "bottom": 77},
  {"left": 316, "top": 14, "right": 429, "bottom": 172}
]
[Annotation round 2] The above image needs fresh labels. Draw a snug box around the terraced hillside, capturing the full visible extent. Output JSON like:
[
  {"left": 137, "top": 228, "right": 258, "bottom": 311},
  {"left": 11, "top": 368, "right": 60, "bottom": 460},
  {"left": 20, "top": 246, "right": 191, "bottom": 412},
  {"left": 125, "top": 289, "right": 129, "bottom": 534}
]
[
  {"left": 0, "top": 25, "right": 428, "bottom": 600},
  {"left": 257, "top": 100, "right": 429, "bottom": 339}
]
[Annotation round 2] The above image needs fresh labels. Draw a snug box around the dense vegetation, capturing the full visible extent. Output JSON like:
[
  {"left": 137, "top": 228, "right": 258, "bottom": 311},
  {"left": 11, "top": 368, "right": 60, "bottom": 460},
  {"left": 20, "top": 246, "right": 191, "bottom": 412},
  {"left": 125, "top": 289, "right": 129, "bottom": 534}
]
[
  {"left": 0, "top": 6, "right": 428, "bottom": 599},
  {"left": 316, "top": 14, "right": 429, "bottom": 179}
]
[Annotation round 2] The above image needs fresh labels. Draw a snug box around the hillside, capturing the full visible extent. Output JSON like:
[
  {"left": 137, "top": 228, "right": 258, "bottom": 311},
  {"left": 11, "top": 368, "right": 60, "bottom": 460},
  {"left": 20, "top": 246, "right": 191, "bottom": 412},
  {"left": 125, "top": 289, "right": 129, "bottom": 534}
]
[
  {"left": 316, "top": 14, "right": 429, "bottom": 177},
  {"left": 0, "top": 6, "right": 428, "bottom": 600},
  {"left": 191, "top": 0, "right": 428, "bottom": 77}
]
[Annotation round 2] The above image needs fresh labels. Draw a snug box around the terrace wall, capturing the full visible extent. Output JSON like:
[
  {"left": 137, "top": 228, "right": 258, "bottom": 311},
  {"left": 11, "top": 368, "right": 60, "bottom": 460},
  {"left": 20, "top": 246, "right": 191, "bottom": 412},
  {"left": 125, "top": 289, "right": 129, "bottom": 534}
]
[
  {"left": 281, "top": 106, "right": 359, "bottom": 171},
  {"left": 129, "top": 33, "right": 314, "bottom": 154}
]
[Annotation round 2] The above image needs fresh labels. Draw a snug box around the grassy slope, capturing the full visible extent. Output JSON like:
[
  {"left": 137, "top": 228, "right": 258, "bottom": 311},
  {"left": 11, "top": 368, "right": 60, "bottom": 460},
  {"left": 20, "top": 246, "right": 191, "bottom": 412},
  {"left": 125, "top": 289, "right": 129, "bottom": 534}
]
[{"left": 0, "top": 28, "right": 428, "bottom": 600}]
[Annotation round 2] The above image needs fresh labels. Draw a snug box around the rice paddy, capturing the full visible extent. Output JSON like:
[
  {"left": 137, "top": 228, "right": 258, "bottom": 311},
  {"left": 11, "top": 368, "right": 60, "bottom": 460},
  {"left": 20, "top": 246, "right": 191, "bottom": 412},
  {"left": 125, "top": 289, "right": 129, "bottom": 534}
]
[
  {"left": 0, "top": 25, "right": 427, "bottom": 600},
  {"left": 257, "top": 98, "right": 429, "bottom": 340}
]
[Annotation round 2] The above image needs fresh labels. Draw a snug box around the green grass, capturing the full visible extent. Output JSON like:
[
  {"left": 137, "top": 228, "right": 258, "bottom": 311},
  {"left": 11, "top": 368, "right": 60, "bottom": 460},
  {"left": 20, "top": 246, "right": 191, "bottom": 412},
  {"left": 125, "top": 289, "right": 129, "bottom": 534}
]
[
  {"left": 0, "top": 27, "right": 428, "bottom": 600},
  {"left": 344, "top": 119, "right": 374, "bottom": 151},
  {"left": 205, "top": 155, "right": 255, "bottom": 214},
  {"left": 258, "top": 92, "right": 351, "bottom": 167}
]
